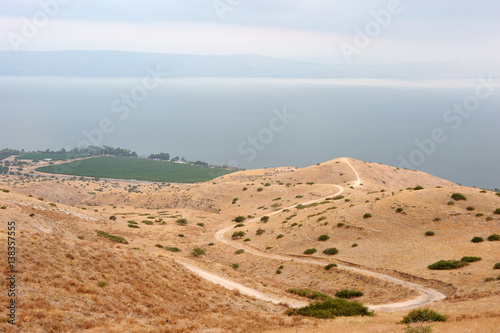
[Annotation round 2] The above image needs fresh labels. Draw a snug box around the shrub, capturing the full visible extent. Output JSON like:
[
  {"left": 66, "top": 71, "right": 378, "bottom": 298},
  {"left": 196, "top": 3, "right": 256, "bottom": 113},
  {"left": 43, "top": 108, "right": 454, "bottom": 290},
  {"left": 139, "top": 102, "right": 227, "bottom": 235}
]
[
  {"left": 335, "top": 289, "right": 364, "bottom": 299},
  {"left": 433, "top": 217, "right": 441, "bottom": 222},
  {"left": 484, "top": 277, "right": 495, "bottom": 282},
  {"left": 165, "top": 247, "right": 180, "bottom": 252},
  {"left": 276, "top": 269, "right": 282, "bottom": 274},
  {"left": 288, "top": 288, "right": 330, "bottom": 301},
  {"left": 471, "top": 236, "right": 484, "bottom": 243},
  {"left": 257, "top": 187, "right": 263, "bottom": 192},
  {"left": 425, "top": 231, "right": 435, "bottom": 236},
  {"left": 231, "top": 231, "right": 245, "bottom": 239},
  {"left": 318, "top": 234, "right": 330, "bottom": 241},
  {"left": 323, "top": 248, "right": 339, "bottom": 255},
  {"left": 352, "top": 243, "right": 358, "bottom": 247},
  {"left": 447, "top": 201, "right": 454, "bottom": 205},
  {"left": 276, "top": 234, "right": 284, "bottom": 239},
  {"left": 197, "top": 223, "right": 205, "bottom": 227},
  {"left": 337, "top": 222, "right": 345, "bottom": 227},
  {"left": 324, "top": 263, "right": 337, "bottom": 270},
  {"left": 260, "top": 216, "right": 269, "bottom": 223},
  {"left": 128, "top": 224, "right": 139, "bottom": 228},
  {"left": 242, "top": 187, "right": 248, "bottom": 191},
  {"left": 494, "top": 262, "right": 500, "bottom": 269},
  {"left": 494, "top": 208, "right": 500, "bottom": 215},
  {"left": 97, "top": 281, "right": 108, "bottom": 287},
  {"left": 177, "top": 234, "right": 184, "bottom": 237},
  {"left": 233, "top": 215, "right": 246, "bottom": 223},
  {"left": 0, "top": 206, "right": 6, "bottom": 209},
  {"left": 396, "top": 207, "right": 404, "bottom": 213},
  {"left": 234, "top": 223, "right": 245, "bottom": 228},
  {"left": 332, "top": 195, "right": 345, "bottom": 200},
  {"left": 176, "top": 218, "right": 188, "bottom": 225},
  {"left": 303, "top": 248, "right": 317, "bottom": 255},
  {"left": 232, "top": 263, "right": 239, "bottom": 269},
  {"left": 403, "top": 325, "right": 433, "bottom": 333},
  {"left": 451, "top": 193, "right": 466, "bottom": 201},
  {"left": 109, "top": 215, "right": 117, "bottom": 220},
  {"left": 363, "top": 213, "right": 372, "bottom": 219},
  {"left": 256, "top": 228, "right": 265, "bottom": 235},
  {"left": 486, "top": 216, "right": 493, "bottom": 221},
  {"left": 428, "top": 260, "right": 468, "bottom": 270},
  {"left": 97, "top": 230, "right": 128, "bottom": 244},
  {"left": 400, "top": 309, "right": 447, "bottom": 324},
  {"left": 460, "top": 256, "right": 481, "bottom": 263},
  {"left": 476, "top": 213, "right": 484, "bottom": 217},
  {"left": 285, "top": 298, "right": 372, "bottom": 319},
  {"left": 155, "top": 244, "right": 164, "bottom": 248},
  {"left": 414, "top": 185, "right": 424, "bottom": 190},
  {"left": 487, "top": 234, "right": 500, "bottom": 241},
  {"left": 243, "top": 238, "right": 251, "bottom": 242},
  {"left": 235, "top": 249, "right": 244, "bottom": 254},
  {"left": 191, "top": 247, "right": 205, "bottom": 257},
  {"left": 466, "top": 206, "right": 475, "bottom": 211}
]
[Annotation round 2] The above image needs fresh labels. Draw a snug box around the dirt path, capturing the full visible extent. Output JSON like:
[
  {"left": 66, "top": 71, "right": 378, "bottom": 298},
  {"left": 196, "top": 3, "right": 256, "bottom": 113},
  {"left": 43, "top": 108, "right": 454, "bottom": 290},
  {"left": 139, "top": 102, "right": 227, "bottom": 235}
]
[{"left": 178, "top": 158, "right": 446, "bottom": 311}]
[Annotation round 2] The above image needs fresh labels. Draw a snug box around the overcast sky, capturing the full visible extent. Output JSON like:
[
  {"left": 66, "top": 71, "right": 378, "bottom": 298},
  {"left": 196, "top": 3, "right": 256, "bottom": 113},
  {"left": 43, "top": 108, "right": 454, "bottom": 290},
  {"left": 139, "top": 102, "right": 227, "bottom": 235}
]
[{"left": 0, "top": 0, "right": 499, "bottom": 66}]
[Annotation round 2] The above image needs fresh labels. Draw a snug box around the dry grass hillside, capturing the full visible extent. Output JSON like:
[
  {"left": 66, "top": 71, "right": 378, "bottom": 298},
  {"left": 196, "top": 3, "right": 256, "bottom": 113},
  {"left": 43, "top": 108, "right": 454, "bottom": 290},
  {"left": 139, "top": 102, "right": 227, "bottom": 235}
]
[{"left": 0, "top": 157, "right": 499, "bottom": 332}]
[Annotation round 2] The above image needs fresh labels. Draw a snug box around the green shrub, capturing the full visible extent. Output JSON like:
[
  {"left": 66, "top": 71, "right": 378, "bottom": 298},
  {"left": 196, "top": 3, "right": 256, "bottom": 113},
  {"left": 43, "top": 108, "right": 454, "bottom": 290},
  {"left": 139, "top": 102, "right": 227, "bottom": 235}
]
[
  {"left": 260, "top": 216, "right": 269, "bottom": 223},
  {"left": 197, "top": 223, "right": 205, "bottom": 227},
  {"left": 276, "top": 234, "right": 284, "bottom": 239},
  {"left": 323, "top": 248, "right": 339, "bottom": 255},
  {"left": 0, "top": 206, "right": 6, "bottom": 209},
  {"left": 97, "top": 281, "right": 108, "bottom": 287},
  {"left": 324, "top": 263, "right": 337, "bottom": 270},
  {"left": 337, "top": 222, "right": 345, "bottom": 227},
  {"left": 363, "top": 213, "right": 372, "bottom": 219},
  {"left": 165, "top": 247, "right": 180, "bottom": 252},
  {"left": 109, "top": 215, "right": 117, "bottom": 220},
  {"left": 318, "top": 234, "right": 330, "bottom": 241},
  {"left": 400, "top": 309, "right": 447, "bottom": 324},
  {"left": 303, "top": 248, "right": 317, "bottom": 255},
  {"left": 257, "top": 187, "right": 263, "bottom": 192},
  {"left": 97, "top": 230, "right": 128, "bottom": 244},
  {"left": 494, "top": 208, "right": 500, "bottom": 215},
  {"left": 428, "top": 260, "right": 468, "bottom": 270},
  {"left": 155, "top": 244, "right": 164, "bottom": 248},
  {"left": 191, "top": 247, "right": 205, "bottom": 257},
  {"left": 288, "top": 288, "right": 330, "bottom": 301},
  {"left": 285, "top": 298, "right": 372, "bottom": 319},
  {"left": 414, "top": 185, "right": 424, "bottom": 190},
  {"left": 256, "top": 228, "right": 265, "bottom": 235},
  {"left": 466, "top": 206, "right": 475, "bottom": 211},
  {"left": 176, "top": 218, "right": 188, "bottom": 225},
  {"left": 486, "top": 216, "right": 493, "bottom": 221},
  {"left": 231, "top": 231, "right": 245, "bottom": 239},
  {"left": 494, "top": 262, "right": 500, "bottom": 269},
  {"left": 433, "top": 217, "right": 441, "bottom": 221},
  {"left": 232, "top": 263, "right": 239, "bottom": 269},
  {"left": 447, "top": 201, "right": 454, "bottom": 205},
  {"left": 233, "top": 215, "right": 246, "bottom": 223},
  {"left": 335, "top": 289, "right": 364, "bottom": 299},
  {"left": 142, "top": 220, "right": 153, "bottom": 225},
  {"left": 128, "top": 224, "right": 140, "bottom": 228},
  {"left": 352, "top": 243, "right": 358, "bottom": 247},
  {"left": 177, "top": 234, "right": 184, "bottom": 237},
  {"left": 235, "top": 249, "right": 244, "bottom": 254},
  {"left": 332, "top": 195, "right": 345, "bottom": 200},
  {"left": 276, "top": 269, "right": 282, "bottom": 274},
  {"left": 403, "top": 325, "right": 433, "bottom": 333},
  {"left": 396, "top": 208, "right": 404, "bottom": 213},
  {"left": 476, "top": 213, "right": 484, "bottom": 217},
  {"left": 243, "top": 238, "right": 251, "bottom": 242},
  {"left": 460, "top": 256, "right": 481, "bottom": 263},
  {"left": 425, "top": 231, "right": 435, "bottom": 236},
  {"left": 234, "top": 223, "right": 245, "bottom": 228},
  {"left": 487, "top": 234, "right": 500, "bottom": 241},
  {"left": 471, "top": 236, "right": 484, "bottom": 243},
  {"left": 451, "top": 193, "right": 466, "bottom": 201}
]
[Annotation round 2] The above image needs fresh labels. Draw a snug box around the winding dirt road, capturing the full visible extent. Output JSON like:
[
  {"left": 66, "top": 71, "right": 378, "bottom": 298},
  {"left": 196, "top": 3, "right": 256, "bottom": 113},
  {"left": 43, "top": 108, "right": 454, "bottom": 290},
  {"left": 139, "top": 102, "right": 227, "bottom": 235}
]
[{"left": 178, "top": 158, "right": 446, "bottom": 312}]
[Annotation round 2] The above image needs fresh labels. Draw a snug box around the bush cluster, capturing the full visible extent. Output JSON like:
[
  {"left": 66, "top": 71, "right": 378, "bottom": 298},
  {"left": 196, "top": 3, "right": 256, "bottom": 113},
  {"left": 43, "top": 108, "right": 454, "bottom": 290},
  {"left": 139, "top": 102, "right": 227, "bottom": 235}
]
[{"left": 400, "top": 309, "right": 447, "bottom": 324}]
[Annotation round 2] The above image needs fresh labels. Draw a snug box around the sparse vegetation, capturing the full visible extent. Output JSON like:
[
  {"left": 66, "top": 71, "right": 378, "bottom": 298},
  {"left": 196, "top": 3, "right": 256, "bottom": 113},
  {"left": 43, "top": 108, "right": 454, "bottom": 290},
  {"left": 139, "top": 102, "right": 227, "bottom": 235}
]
[
  {"left": 451, "top": 193, "right": 466, "bottom": 201},
  {"left": 460, "top": 256, "right": 481, "bottom": 263},
  {"left": 176, "top": 218, "right": 188, "bottom": 225},
  {"left": 428, "top": 260, "right": 468, "bottom": 270},
  {"left": 233, "top": 215, "right": 246, "bottom": 223},
  {"left": 260, "top": 216, "right": 269, "bottom": 223},
  {"left": 323, "top": 248, "right": 339, "bottom": 255},
  {"left": 165, "top": 247, "right": 180, "bottom": 252},
  {"left": 400, "top": 309, "right": 447, "bottom": 324},
  {"left": 235, "top": 249, "right": 244, "bottom": 255},
  {"left": 97, "top": 230, "right": 128, "bottom": 244},
  {"left": 285, "top": 297, "right": 372, "bottom": 319},
  {"left": 335, "top": 289, "right": 364, "bottom": 299},
  {"left": 190, "top": 247, "right": 206, "bottom": 257},
  {"left": 324, "top": 263, "right": 337, "bottom": 270},
  {"left": 256, "top": 228, "right": 265, "bottom": 236},
  {"left": 471, "top": 236, "right": 484, "bottom": 243},
  {"left": 231, "top": 231, "right": 246, "bottom": 239},
  {"left": 487, "top": 234, "right": 500, "bottom": 241}
]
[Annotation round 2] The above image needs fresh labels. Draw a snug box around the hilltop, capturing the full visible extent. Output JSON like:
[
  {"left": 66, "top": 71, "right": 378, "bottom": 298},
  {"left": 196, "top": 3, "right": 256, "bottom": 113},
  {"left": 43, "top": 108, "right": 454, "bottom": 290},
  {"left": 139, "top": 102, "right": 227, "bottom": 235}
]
[{"left": 0, "top": 157, "right": 499, "bottom": 332}]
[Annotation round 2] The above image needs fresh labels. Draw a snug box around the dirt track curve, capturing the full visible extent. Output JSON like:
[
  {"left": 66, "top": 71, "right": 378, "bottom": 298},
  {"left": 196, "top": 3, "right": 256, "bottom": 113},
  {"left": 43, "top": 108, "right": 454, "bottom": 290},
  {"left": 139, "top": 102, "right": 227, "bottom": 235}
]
[{"left": 177, "top": 158, "right": 446, "bottom": 312}]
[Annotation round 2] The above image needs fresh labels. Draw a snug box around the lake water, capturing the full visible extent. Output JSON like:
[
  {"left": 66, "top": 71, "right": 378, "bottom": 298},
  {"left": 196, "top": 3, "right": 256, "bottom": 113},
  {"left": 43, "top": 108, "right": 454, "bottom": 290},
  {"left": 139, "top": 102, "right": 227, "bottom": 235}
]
[{"left": 0, "top": 76, "right": 499, "bottom": 189}]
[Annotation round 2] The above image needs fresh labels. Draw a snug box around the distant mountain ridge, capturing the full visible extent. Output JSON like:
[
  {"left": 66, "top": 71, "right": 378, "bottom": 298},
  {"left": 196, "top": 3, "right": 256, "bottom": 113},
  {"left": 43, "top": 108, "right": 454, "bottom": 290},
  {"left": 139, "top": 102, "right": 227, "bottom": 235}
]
[{"left": 0, "top": 50, "right": 483, "bottom": 79}]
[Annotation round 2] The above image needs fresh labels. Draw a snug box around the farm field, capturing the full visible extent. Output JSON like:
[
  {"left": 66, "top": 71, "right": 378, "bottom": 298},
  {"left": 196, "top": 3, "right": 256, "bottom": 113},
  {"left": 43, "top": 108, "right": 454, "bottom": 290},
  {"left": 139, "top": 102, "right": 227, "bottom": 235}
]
[
  {"left": 0, "top": 154, "right": 10, "bottom": 161},
  {"left": 17, "top": 152, "right": 86, "bottom": 161},
  {"left": 35, "top": 156, "right": 236, "bottom": 183}
]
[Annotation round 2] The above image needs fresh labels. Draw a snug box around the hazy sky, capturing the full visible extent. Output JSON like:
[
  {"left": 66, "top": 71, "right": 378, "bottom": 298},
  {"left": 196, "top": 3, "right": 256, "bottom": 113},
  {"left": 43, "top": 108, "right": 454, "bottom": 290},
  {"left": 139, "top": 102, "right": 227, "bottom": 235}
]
[{"left": 0, "top": 0, "right": 499, "bottom": 66}]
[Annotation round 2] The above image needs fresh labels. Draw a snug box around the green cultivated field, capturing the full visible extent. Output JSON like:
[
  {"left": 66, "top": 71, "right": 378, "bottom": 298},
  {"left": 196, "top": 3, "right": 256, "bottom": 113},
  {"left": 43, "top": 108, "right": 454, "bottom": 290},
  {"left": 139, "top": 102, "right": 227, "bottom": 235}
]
[
  {"left": 36, "top": 156, "right": 236, "bottom": 183},
  {"left": 0, "top": 155, "right": 11, "bottom": 161},
  {"left": 18, "top": 152, "right": 86, "bottom": 162}
]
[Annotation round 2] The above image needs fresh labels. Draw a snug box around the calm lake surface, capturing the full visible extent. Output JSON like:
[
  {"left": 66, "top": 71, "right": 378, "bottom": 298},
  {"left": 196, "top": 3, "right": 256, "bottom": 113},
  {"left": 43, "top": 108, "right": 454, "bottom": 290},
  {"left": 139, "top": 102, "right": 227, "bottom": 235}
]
[{"left": 1, "top": 76, "right": 499, "bottom": 189}]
